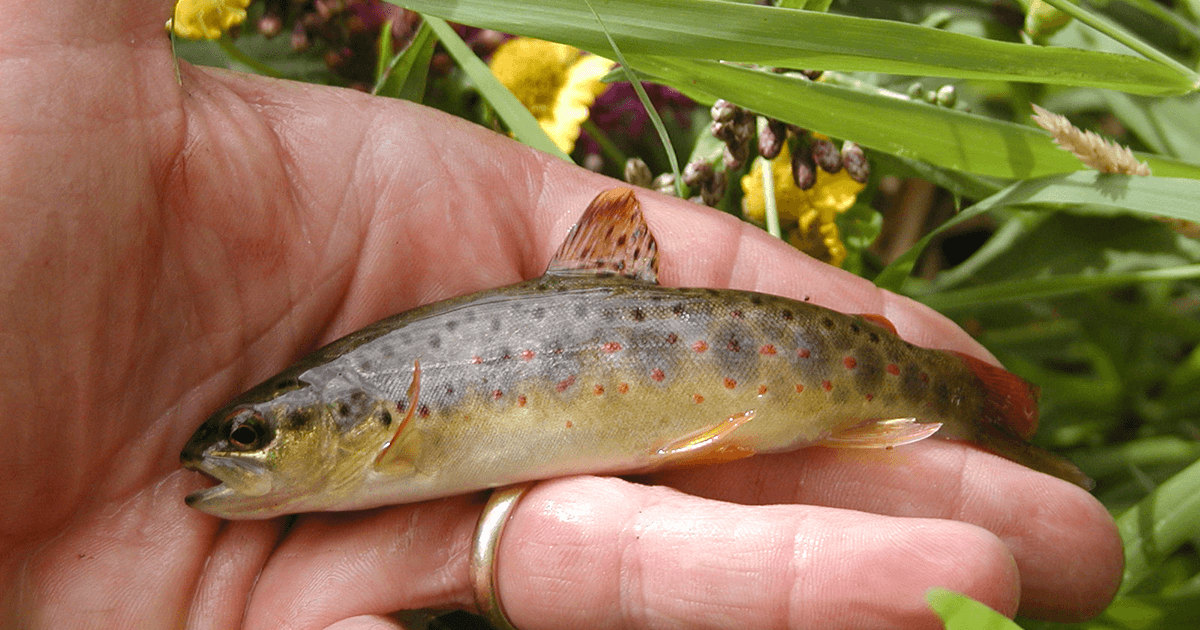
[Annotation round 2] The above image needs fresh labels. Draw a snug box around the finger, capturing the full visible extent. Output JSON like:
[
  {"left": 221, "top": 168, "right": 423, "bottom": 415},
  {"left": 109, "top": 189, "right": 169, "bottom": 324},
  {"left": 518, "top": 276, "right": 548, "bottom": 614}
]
[
  {"left": 499, "top": 476, "right": 1018, "bottom": 630},
  {"left": 243, "top": 497, "right": 481, "bottom": 630},
  {"left": 645, "top": 439, "right": 1123, "bottom": 621},
  {"left": 244, "top": 476, "right": 1018, "bottom": 630}
]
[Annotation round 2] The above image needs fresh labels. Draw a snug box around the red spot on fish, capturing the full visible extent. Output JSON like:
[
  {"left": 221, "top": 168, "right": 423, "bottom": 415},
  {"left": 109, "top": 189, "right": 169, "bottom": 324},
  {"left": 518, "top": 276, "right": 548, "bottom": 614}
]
[
  {"left": 693, "top": 341, "right": 708, "bottom": 353},
  {"left": 517, "top": 395, "right": 527, "bottom": 407},
  {"left": 492, "top": 389, "right": 503, "bottom": 401},
  {"left": 757, "top": 385, "right": 768, "bottom": 396},
  {"left": 593, "top": 384, "right": 604, "bottom": 395},
  {"left": 724, "top": 378, "right": 737, "bottom": 389},
  {"left": 693, "top": 393, "right": 705, "bottom": 404},
  {"left": 865, "top": 393, "right": 874, "bottom": 402},
  {"left": 502, "top": 353, "right": 511, "bottom": 360},
  {"left": 520, "top": 349, "right": 536, "bottom": 361},
  {"left": 556, "top": 375, "right": 576, "bottom": 392},
  {"left": 822, "top": 380, "right": 832, "bottom": 392},
  {"left": 602, "top": 342, "right": 622, "bottom": 353},
  {"left": 651, "top": 368, "right": 665, "bottom": 382},
  {"left": 886, "top": 363, "right": 900, "bottom": 375},
  {"left": 731, "top": 310, "right": 744, "bottom": 319},
  {"left": 471, "top": 355, "right": 483, "bottom": 364},
  {"left": 794, "top": 384, "right": 805, "bottom": 393},
  {"left": 844, "top": 356, "right": 857, "bottom": 369},
  {"left": 666, "top": 333, "right": 678, "bottom": 344},
  {"left": 759, "top": 344, "right": 777, "bottom": 355},
  {"left": 920, "top": 372, "right": 930, "bottom": 383},
  {"left": 617, "top": 382, "right": 629, "bottom": 394},
  {"left": 727, "top": 339, "right": 741, "bottom": 352},
  {"left": 797, "top": 348, "right": 811, "bottom": 358},
  {"left": 418, "top": 405, "right": 430, "bottom": 418},
  {"left": 566, "top": 420, "right": 573, "bottom": 428}
]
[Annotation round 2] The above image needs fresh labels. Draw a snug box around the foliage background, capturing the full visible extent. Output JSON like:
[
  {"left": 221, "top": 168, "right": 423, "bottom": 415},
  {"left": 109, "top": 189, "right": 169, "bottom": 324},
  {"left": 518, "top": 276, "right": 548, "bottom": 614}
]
[{"left": 176, "top": 0, "right": 1200, "bottom": 627}]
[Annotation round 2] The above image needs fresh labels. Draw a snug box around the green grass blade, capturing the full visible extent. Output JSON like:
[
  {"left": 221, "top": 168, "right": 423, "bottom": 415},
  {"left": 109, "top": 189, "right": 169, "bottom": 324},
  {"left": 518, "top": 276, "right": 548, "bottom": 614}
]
[
  {"left": 421, "top": 16, "right": 572, "bottom": 162},
  {"left": 390, "top": 0, "right": 1193, "bottom": 95},
  {"left": 1117, "top": 456, "right": 1200, "bottom": 595},
  {"left": 374, "top": 19, "right": 436, "bottom": 101},
  {"left": 1038, "top": 0, "right": 1200, "bottom": 87},
  {"left": 915, "top": 264, "right": 1200, "bottom": 311},
  {"left": 926, "top": 588, "right": 1023, "bottom": 630},
  {"left": 630, "top": 56, "right": 1190, "bottom": 180},
  {"left": 580, "top": 0, "right": 682, "bottom": 195},
  {"left": 873, "top": 171, "right": 1200, "bottom": 290}
]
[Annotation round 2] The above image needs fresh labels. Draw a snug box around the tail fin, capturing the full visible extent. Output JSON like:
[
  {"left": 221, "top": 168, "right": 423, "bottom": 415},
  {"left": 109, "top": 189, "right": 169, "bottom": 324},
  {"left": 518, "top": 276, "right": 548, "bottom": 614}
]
[
  {"left": 950, "top": 351, "right": 1093, "bottom": 490},
  {"left": 951, "top": 351, "right": 1039, "bottom": 440}
]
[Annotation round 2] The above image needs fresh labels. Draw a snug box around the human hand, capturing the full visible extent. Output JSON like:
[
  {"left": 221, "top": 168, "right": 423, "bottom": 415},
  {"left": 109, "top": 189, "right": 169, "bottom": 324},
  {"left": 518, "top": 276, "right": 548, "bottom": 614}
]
[{"left": 0, "top": 1, "right": 1121, "bottom": 628}]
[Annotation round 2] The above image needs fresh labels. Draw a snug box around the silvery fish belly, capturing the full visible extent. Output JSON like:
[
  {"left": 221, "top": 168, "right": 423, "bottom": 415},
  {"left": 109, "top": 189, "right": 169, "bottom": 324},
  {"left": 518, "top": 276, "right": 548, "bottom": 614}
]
[{"left": 181, "top": 189, "right": 1089, "bottom": 519}]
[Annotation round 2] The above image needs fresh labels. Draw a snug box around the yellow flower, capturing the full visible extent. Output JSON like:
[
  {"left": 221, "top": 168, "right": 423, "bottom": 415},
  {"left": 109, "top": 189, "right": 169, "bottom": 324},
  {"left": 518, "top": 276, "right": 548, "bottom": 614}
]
[
  {"left": 489, "top": 38, "right": 615, "bottom": 154},
  {"left": 742, "top": 143, "right": 865, "bottom": 267},
  {"left": 166, "top": 0, "right": 250, "bottom": 40}
]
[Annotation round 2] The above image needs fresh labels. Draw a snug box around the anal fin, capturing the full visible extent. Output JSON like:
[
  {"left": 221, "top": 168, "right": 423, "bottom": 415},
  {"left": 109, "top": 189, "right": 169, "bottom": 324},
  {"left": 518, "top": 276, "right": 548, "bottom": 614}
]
[
  {"left": 652, "top": 410, "right": 758, "bottom": 467},
  {"left": 818, "top": 417, "right": 942, "bottom": 449}
]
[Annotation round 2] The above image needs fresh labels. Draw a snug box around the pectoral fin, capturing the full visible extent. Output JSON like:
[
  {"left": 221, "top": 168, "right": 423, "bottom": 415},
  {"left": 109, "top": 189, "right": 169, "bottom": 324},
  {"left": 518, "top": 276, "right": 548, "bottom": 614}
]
[
  {"left": 817, "top": 417, "right": 942, "bottom": 449},
  {"left": 652, "top": 410, "right": 758, "bottom": 467},
  {"left": 375, "top": 360, "right": 422, "bottom": 471}
]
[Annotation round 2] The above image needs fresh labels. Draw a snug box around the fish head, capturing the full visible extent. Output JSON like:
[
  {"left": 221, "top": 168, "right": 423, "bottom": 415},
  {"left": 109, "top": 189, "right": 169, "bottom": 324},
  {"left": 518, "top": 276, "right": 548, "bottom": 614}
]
[{"left": 180, "top": 384, "right": 365, "bottom": 519}]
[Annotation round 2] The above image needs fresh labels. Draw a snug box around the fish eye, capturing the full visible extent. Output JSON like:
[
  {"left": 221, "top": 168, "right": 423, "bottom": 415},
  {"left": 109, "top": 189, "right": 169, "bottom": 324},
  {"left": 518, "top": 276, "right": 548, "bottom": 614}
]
[{"left": 226, "top": 410, "right": 271, "bottom": 450}]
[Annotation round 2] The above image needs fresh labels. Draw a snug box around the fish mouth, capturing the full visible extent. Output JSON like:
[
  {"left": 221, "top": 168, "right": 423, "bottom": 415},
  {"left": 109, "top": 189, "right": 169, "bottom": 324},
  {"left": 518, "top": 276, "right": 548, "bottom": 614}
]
[{"left": 182, "top": 455, "right": 273, "bottom": 511}]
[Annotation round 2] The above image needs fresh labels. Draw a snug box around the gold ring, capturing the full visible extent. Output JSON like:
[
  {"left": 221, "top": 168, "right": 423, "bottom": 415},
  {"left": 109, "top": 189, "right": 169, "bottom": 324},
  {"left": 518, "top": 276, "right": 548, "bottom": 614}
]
[{"left": 471, "top": 482, "right": 534, "bottom": 630}]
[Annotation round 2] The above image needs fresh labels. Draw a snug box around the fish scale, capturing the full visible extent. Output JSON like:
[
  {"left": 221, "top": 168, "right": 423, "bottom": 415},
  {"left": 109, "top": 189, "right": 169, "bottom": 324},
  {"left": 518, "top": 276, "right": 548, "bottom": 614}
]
[{"left": 181, "top": 188, "right": 1090, "bottom": 519}]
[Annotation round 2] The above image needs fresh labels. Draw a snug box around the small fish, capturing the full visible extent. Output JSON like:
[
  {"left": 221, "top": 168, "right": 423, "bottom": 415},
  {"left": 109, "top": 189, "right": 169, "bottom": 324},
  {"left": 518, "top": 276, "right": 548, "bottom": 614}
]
[{"left": 181, "top": 188, "right": 1089, "bottom": 519}]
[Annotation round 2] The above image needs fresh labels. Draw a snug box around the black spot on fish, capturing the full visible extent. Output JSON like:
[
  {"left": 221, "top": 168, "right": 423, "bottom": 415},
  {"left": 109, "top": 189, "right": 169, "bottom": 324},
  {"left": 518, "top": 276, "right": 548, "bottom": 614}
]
[
  {"left": 750, "top": 295, "right": 764, "bottom": 306},
  {"left": 630, "top": 307, "right": 646, "bottom": 322},
  {"left": 274, "top": 378, "right": 300, "bottom": 391},
  {"left": 727, "top": 338, "right": 741, "bottom": 352},
  {"left": 338, "top": 402, "right": 352, "bottom": 417},
  {"left": 780, "top": 309, "right": 794, "bottom": 321},
  {"left": 286, "top": 410, "right": 312, "bottom": 429},
  {"left": 377, "top": 406, "right": 392, "bottom": 427},
  {"left": 849, "top": 323, "right": 861, "bottom": 335},
  {"left": 672, "top": 303, "right": 686, "bottom": 316},
  {"left": 575, "top": 304, "right": 589, "bottom": 318},
  {"left": 535, "top": 282, "right": 549, "bottom": 291},
  {"left": 418, "top": 404, "right": 430, "bottom": 418},
  {"left": 616, "top": 234, "right": 627, "bottom": 246},
  {"left": 428, "top": 334, "right": 441, "bottom": 349},
  {"left": 821, "top": 317, "right": 835, "bottom": 329},
  {"left": 532, "top": 307, "right": 546, "bottom": 320},
  {"left": 446, "top": 320, "right": 459, "bottom": 332},
  {"left": 869, "top": 332, "right": 880, "bottom": 344},
  {"left": 359, "top": 360, "right": 373, "bottom": 372},
  {"left": 704, "top": 288, "right": 720, "bottom": 297},
  {"left": 491, "top": 317, "right": 502, "bottom": 332}
]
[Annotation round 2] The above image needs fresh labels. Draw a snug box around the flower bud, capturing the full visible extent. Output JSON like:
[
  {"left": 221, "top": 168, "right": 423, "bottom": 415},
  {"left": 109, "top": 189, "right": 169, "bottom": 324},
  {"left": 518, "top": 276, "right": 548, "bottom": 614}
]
[
  {"left": 936, "top": 85, "right": 957, "bottom": 108},
  {"left": 702, "top": 170, "right": 727, "bottom": 207},
  {"left": 652, "top": 173, "right": 678, "bottom": 196},
  {"left": 841, "top": 142, "right": 870, "bottom": 183},
  {"left": 791, "top": 149, "right": 816, "bottom": 190},
  {"left": 758, "top": 119, "right": 786, "bottom": 160},
  {"left": 710, "top": 99, "right": 738, "bottom": 123},
  {"left": 624, "top": 158, "right": 653, "bottom": 188},
  {"left": 723, "top": 144, "right": 749, "bottom": 172},
  {"left": 682, "top": 160, "right": 714, "bottom": 189},
  {"left": 711, "top": 121, "right": 736, "bottom": 144},
  {"left": 811, "top": 138, "right": 842, "bottom": 174}
]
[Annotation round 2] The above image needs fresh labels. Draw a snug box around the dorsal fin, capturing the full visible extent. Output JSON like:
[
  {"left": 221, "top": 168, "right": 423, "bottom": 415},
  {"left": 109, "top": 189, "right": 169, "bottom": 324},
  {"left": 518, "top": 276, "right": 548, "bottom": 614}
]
[{"left": 545, "top": 188, "right": 659, "bottom": 283}]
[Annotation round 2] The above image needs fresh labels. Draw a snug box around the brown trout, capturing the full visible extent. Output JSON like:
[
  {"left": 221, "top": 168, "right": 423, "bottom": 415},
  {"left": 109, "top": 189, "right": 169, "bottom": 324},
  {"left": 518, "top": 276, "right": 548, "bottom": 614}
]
[{"left": 181, "top": 188, "right": 1089, "bottom": 519}]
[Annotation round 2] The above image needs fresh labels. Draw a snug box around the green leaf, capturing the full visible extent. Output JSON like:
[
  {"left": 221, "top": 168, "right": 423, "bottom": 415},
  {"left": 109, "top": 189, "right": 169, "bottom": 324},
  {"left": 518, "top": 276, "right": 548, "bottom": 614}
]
[
  {"left": 390, "top": 0, "right": 1193, "bottom": 95},
  {"left": 874, "top": 172, "right": 1200, "bottom": 290},
  {"left": 926, "top": 588, "right": 1022, "bottom": 630},
  {"left": 918, "top": 264, "right": 1200, "bottom": 311},
  {"left": 625, "top": 57, "right": 1200, "bottom": 181},
  {"left": 1118, "top": 456, "right": 1200, "bottom": 595},
  {"left": 421, "top": 16, "right": 572, "bottom": 162},
  {"left": 374, "top": 19, "right": 436, "bottom": 102}
]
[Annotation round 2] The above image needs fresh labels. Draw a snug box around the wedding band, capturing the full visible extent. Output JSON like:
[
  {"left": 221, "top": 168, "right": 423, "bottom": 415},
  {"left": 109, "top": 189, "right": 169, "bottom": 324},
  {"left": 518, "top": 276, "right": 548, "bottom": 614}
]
[{"left": 471, "top": 482, "right": 535, "bottom": 630}]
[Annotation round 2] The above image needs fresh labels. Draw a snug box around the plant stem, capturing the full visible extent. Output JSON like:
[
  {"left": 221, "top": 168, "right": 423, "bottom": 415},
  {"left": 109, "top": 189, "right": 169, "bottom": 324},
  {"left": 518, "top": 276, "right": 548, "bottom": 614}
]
[
  {"left": 580, "top": 119, "right": 628, "bottom": 171},
  {"left": 761, "top": 158, "right": 782, "bottom": 239}
]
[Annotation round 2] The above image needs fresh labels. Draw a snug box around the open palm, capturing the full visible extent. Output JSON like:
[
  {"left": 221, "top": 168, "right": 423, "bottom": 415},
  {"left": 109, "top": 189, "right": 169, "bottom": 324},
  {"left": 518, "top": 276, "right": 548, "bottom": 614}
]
[{"left": 0, "top": 1, "right": 1121, "bottom": 628}]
